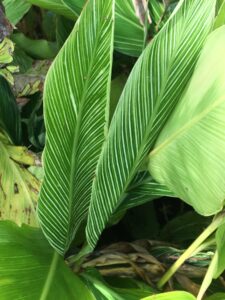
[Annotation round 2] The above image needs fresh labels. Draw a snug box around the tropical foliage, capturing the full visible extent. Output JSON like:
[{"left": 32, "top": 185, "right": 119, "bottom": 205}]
[{"left": 1, "top": 0, "right": 225, "bottom": 299}]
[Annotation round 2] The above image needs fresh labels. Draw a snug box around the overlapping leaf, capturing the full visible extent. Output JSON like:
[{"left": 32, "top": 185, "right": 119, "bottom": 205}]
[
  {"left": 116, "top": 174, "right": 174, "bottom": 214},
  {"left": 86, "top": 0, "right": 216, "bottom": 249},
  {"left": 27, "top": 0, "right": 145, "bottom": 56},
  {"left": 38, "top": 0, "right": 114, "bottom": 254},
  {"left": 26, "top": 0, "right": 77, "bottom": 19},
  {"left": 149, "top": 26, "right": 225, "bottom": 216}
]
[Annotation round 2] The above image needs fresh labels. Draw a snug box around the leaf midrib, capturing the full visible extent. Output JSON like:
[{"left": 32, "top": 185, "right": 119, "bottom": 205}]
[
  {"left": 39, "top": 251, "right": 60, "bottom": 300},
  {"left": 150, "top": 95, "right": 225, "bottom": 158}
]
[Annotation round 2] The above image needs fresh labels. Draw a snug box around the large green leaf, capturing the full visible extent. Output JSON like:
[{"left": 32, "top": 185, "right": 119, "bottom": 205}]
[
  {"left": 149, "top": 26, "right": 225, "bottom": 216},
  {"left": 0, "top": 77, "right": 21, "bottom": 144},
  {"left": 38, "top": 0, "right": 114, "bottom": 254},
  {"left": 0, "top": 221, "right": 95, "bottom": 300},
  {"left": 3, "top": 0, "right": 31, "bottom": 25},
  {"left": 0, "top": 138, "right": 39, "bottom": 227},
  {"left": 86, "top": 0, "right": 216, "bottom": 249}
]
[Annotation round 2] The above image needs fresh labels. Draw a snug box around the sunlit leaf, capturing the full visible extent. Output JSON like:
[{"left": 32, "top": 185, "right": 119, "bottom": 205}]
[{"left": 149, "top": 26, "right": 225, "bottom": 216}]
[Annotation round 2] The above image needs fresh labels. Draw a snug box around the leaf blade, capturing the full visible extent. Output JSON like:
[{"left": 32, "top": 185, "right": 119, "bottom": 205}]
[
  {"left": 86, "top": 0, "right": 216, "bottom": 249},
  {"left": 149, "top": 26, "right": 225, "bottom": 216},
  {"left": 38, "top": 0, "right": 114, "bottom": 254}
]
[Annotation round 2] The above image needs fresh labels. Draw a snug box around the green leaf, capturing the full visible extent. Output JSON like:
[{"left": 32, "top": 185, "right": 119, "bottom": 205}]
[
  {"left": 28, "top": 0, "right": 145, "bottom": 56},
  {"left": 110, "top": 74, "right": 127, "bottom": 122},
  {"left": 56, "top": 15, "right": 75, "bottom": 48},
  {"left": 160, "top": 211, "right": 211, "bottom": 246},
  {"left": 142, "top": 291, "right": 196, "bottom": 300},
  {"left": 114, "top": 0, "right": 145, "bottom": 56},
  {"left": 0, "top": 221, "right": 95, "bottom": 300},
  {"left": 38, "top": 0, "right": 114, "bottom": 254},
  {"left": 0, "top": 77, "right": 21, "bottom": 144},
  {"left": 86, "top": 0, "right": 216, "bottom": 249},
  {"left": 11, "top": 33, "right": 58, "bottom": 59},
  {"left": 3, "top": 0, "right": 31, "bottom": 25},
  {"left": 205, "top": 294, "right": 225, "bottom": 300},
  {"left": 214, "top": 0, "right": 225, "bottom": 29},
  {"left": 214, "top": 223, "right": 225, "bottom": 277},
  {"left": 26, "top": 0, "right": 77, "bottom": 19},
  {"left": 149, "top": 26, "right": 225, "bottom": 216},
  {"left": 116, "top": 174, "right": 174, "bottom": 214},
  {"left": 82, "top": 270, "right": 153, "bottom": 300},
  {"left": 0, "top": 139, "right": 39, "bottom": 227}
]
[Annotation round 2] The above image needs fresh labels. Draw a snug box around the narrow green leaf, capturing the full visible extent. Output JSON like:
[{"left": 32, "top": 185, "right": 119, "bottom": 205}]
[
  {"left": 38, "top": 0, "right": 114, "bottom": 254},
  {"left": 214, "top": 0, "right": 225, "bottom": 28},
  {"left": 0, "top": 221, "right": 95, "bottom": 300},
  {"left": 142, "top": 291, "right": 196, "bottom": 300},
  {"left": 0, "top": 77, "right": 21, "bottom": 144},
  {"left": 149, "top": 26, "right": 225, "bottom": 216},
  {"left": 116, "top": 174, "right": 174, "bottom": 214},
  {"left": 86, "top": 0, "right": 216, "bottom": 249},
  {"left": 205, "top": 294, "right": 225, "bottom": 300},
  {"left": 214, "top": 223, "right": 225, "bottom": 277},
  {"left": 3, "top": 0, "right": 31, "bottom": 25}
]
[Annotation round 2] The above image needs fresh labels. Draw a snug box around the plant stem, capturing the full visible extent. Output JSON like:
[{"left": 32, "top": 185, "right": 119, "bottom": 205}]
[
  {"left": 197, "top": 250, "right": 218, "bottom": 300},
  {"left": 157, "top": 211, "right": 225, "bottom": 288}
]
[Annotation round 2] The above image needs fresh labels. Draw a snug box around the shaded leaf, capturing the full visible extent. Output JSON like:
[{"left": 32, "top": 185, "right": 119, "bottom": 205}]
[
  {"left": 11, "top": 33, "right": 58, "bottom": 59},
  {"left": 0, "top": 76, "right": 21, "bottom": 144},
  {"left": 142, "top": 291, "right": 196, "bottom": 300},
  {"left": 26, "top": 0, "right": 77, "bottom": 19},
  {"left": 160, "top": 211, "right": 211, "bottom": 246},
  {"left": 205, "top": 294, "right": 225, "bottom": 300}
]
